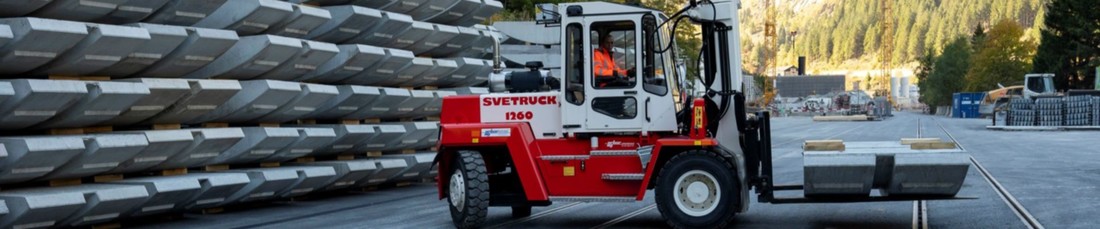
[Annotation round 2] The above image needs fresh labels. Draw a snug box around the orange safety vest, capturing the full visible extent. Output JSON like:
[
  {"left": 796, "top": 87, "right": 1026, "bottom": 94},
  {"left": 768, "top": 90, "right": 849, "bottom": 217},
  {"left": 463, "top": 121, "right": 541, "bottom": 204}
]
[{"left": 593, "top": 48, "right": 626, "bottom": 78}]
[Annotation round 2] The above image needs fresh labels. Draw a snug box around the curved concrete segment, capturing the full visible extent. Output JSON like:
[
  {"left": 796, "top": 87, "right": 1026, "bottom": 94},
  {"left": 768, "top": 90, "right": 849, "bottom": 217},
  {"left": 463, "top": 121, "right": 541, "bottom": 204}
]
[
  {"left": 40, "top": 134, "right": 149, "bottom": 180},
  {"left": 376, "top": 57, "right": 434, "bottom": 87},
  {"left": 0, "top": 137, "right": 85, "bottom": 184},
  {"left": 178, "top": 173, "right": 251, "bottom": 210},
  {"left": 144, "top": 79, "right": 242, "bottom": 124},
  {"left": 109, "top": 175, "right": 202, "bottom": 217},
  {"left": 193, "top": 0, "right": 294, "bottom": 35},
  {"left": 380, "top": 0, "right": 432, "bottom": 16},
  {"left": 307, "top": 6, "right": 383, "bottom": 43},
  {"left": 310, "top": 125, "right": 376, "bottom": 155},
  {"left": 265, "top": 128, "right": 338, "bottom": 162},
  {"left": 395, "top": 122, "right": 439, "bottom": 150},
  {"left": 31, "top": 0, "right": 130, "bottom": 22},
  {"left": 0, "top": 184, "right": 148, "bottom": 228},
  {"left": 210, "top": 127, "right": 299, "bottom": 165},
  {"left": 267, "top": 4, "right": 332, "bottom": 38},
  {"left": 308, "top": 85, "right": 382, "bottom": 120},
  {"left": 34, "top": 23, "right": 151, "bottom": 76},
  {"left": 151, "top": 128, "right": 245, "bottom": 170},
  {"left": 427, "top": 26, "right": 477, "bottom": 57},
  {"left": 380, "top": 153, "right": 436, "bottom": 182},
  {"left": 96, "top": 23, "right": 189, "bottom": 77},
  {"left": 278, "top": 166, "right": 338, "bottom": 198},
  {"left": 454, "top": 0, "right": 502, "bottom": 26},
  {"left": 191, "top": 80, "right": 301, "bottom": 123},
  {"left": 0, "top": 17, "right": 88, "bottom": 75},
  {"left": 406, "top": 0, "right": 458, "bottom": 20},
  {"left": 0, "top": 79, "right": 88, "bottom": 129},
  {"left": 294, "top": 160, "right": 377, "bottom": 191},
  {"left": 350, "top": 0, "right": 400, "bottom": 10},
  {"left": 413, "top": 24, "right": 460, "bottom": 56},
  {"left": 386, "top": 21, "right": 434, "bottom": 50},
  {"left": 108, "top": 129, "right": 193, "bottom": 174},
  {"left": 353, "top": 124, "right": 406, "bottom": 152},
  {"left": 218, "top": 168, "right": 301, "bottom": 204},
  {"left": 0, "top": 1, "right": 52, "bottom": 17},
  {"left": 306, "top": 45, "right": 386, "bottom": 84},
  {"left": 886, "top": 153, "right": 971, "bottom": 195},
  {"left": 425, "top": 0, "right": 478, "bottom": 25},
  {"left": 143, "top": 0, "right": 229, "bottom": 26},
  {"left": 184, "top": 35, "right": 302, "bottom": 80},
  {"left": 343, "top": 87, "right": 410, "bottom": 119},
  {"left": 348, "top": 11, "right": 413, "bottom": 47},
  {"left": 255, "top": 83, "right": 339, "bottom": 123},
  {"left": 255, "top": 40, "right": 339, "bottom": 81},
  {"left": 101, "top": 78, "right": 191, "bottom": 126},
  {"left": 382, "top": 90, "right": 435, "bottom": 119},
  {"left": 136, "top": 26, "right": 239, "bottom": 78},
  {"left": 96, "top": 0, "right": 175, "bottom": 24},
  {"left": 34, "top": 81, "right": 151, "bottom": 129},
  {"left": 411, "top": 59, "right": 459, "bottom": 87},
  {"left": 342, "top": 48, "right": 413, "bottom": 85},
  {"left": 359, "top": 158, "right": 407, "bottom": 186},
  {"left": 413, "top": 91, "right": 454, "bottom": 117}
]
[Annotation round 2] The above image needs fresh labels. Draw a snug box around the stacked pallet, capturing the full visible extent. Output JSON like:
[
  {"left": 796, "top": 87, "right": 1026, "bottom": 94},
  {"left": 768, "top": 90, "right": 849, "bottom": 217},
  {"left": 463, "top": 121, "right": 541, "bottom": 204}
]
[
  {"left": 0, "top": 0, "right": 501, "bottom": 227},
  {"left": 1065, "top": 95, "right": 1092, "bottom": 126},
  {"left": 1009, "top": 97, "right": 1035, "bottom": 126},
  {"left": 1036, "top": 97, "right": 1063, "bottom": 126}
]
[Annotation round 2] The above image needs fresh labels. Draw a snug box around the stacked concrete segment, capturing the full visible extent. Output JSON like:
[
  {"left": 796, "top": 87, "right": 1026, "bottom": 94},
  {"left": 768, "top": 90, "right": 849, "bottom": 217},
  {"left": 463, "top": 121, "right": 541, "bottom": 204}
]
[
  {"left": 0, "top": 17, "right": 88, "bottom": 75},
  {"left": 0, "top": 183, "right": 149, "bottom": 228},
  {"left": 34, "top": 81, "right": 151, "bottom": 129},
  {"left": 0, "top": 79, "right": 87, "bottom": 129}
]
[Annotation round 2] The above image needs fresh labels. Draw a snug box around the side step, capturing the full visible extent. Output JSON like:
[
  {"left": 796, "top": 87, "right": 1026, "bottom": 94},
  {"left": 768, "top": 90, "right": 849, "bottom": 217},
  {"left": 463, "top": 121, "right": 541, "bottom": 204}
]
[
  {"left": 549, "top": 196, "right": 635, "bottom": 202},
  {"left": 601, "top": 173, "right": 644, "bottom": 181}
]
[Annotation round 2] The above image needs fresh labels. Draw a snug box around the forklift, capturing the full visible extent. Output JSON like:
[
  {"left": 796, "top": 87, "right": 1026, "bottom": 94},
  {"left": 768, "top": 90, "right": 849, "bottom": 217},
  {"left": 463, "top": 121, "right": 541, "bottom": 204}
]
[{"left": 433, "top": 1, "right": 971, "bottom": 228}]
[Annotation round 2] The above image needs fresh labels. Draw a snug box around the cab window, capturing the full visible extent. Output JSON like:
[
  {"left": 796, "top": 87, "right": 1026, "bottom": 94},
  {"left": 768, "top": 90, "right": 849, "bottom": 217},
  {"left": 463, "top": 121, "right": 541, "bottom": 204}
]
[
  {"left": 590, "top": 21, "right": 636, "bottom": 89},
  {"left": 565, "top": 23, "right": 584, "bottom": 105},
  {"left": 642, "top": 14, "right": 668, "bottom": 96}
]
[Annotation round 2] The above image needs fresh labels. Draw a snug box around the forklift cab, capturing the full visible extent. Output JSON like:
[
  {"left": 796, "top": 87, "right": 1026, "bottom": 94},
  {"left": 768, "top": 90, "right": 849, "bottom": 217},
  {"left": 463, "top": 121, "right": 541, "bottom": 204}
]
[{"left": 557, "top": 2, "right": 681, "bottom": 135}]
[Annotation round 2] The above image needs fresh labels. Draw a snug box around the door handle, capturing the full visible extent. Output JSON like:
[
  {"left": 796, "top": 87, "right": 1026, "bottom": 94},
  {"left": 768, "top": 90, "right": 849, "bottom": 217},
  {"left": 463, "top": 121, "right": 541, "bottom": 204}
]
[
  {"left": 645, "top": 97, "right": 651, "bottom": 122},
  {"left": 624, "top": 90, "right": 637, "bottom": 95}
]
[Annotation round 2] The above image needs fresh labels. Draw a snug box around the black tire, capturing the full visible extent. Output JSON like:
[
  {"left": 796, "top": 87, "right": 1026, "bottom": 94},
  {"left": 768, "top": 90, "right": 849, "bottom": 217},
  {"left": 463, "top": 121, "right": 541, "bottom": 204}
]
[
  {"left": 654, "top": 150, "right": 740, "bottom": 229},
  {"left": 448, "top": 151, "right": 489, "bottom": 229},
  {"left": 511, "top": 205, "right": 532, "bottom": 218}
]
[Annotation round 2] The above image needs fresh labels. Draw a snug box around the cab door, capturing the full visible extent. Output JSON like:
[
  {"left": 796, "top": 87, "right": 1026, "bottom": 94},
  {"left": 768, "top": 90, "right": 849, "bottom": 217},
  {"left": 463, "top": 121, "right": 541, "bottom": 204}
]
[{"left": 583, "top": 16, "right": 643, "bottom": 131}]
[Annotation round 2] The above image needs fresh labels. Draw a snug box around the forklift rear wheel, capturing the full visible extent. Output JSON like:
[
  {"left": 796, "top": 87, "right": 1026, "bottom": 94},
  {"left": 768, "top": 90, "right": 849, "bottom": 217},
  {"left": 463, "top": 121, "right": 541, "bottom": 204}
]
[
  {"left": 511, "top": 205, "right": 532, "bottom": 218},
  {"left": 448, "top": 151, "right": 489, "bottom": 229},
  {"left": 655, "top": 150, "right": 739, "bottom": 229}
]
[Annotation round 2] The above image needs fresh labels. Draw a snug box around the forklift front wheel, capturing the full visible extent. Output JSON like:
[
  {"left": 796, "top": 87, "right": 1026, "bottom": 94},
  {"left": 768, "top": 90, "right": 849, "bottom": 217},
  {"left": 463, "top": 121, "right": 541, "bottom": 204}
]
[
  {"left": 448, "top": 151, "right": 489, "bottom": 229},
  {"left": 655, "top": 150, "right": 739, "bottom": 229}
]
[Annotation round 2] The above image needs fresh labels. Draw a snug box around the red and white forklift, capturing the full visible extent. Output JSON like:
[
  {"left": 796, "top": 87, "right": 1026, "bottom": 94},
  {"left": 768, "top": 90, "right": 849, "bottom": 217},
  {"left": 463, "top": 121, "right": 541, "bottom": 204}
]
[{"left": 433, "top": 1, "right": 971, "bottom": 228}]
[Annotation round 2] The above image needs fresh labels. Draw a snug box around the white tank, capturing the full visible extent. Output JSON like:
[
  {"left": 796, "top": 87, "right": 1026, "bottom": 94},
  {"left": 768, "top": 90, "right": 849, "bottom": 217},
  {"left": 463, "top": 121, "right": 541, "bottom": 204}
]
[
  {"left": 890, "top": 77, "right": 900, "bottom": 98},
  {"left": 899, "top": 77, "right": 910, "bottom": 98}
]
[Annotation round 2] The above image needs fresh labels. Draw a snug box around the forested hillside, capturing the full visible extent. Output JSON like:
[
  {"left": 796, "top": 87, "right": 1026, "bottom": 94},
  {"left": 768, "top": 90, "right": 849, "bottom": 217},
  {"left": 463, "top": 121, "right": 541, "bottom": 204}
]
[{"left": 739, "top": 0, "right": 1047, "bottom": 73}]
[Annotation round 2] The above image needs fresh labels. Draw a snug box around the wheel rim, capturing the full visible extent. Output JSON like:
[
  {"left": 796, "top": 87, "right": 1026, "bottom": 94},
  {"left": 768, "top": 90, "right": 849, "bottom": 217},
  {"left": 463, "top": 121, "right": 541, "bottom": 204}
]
[
  {"left": 673, "top": 170, "right": 721, "bottom": 217},
  {"left": 450, "top": 171, "right": 465, "bottom": 209}
]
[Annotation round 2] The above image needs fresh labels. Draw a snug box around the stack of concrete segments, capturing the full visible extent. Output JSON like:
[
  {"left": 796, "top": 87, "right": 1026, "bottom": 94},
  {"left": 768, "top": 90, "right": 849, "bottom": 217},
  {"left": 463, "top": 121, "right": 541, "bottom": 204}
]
[
  {"left": 0, "top": 0, "right": 493, "bottom": 225},
  {"left": 1093, "top": 97, "right": 1100, "bottom": 126},
  {"left": 0, "top": 78, "right": 456, "bottom": 129},
  {"left": 802, "top": 141, "right": 970, "bottom": 196},
  {"left": 1036, "top": 97, "right": 1063, "bottom": 126},
  {"left": 1009, "top": 97, "right": 1035, "bottom": 126},
  {"left": 1065, "top": 95, "right": 1092, "bottom": 126}
]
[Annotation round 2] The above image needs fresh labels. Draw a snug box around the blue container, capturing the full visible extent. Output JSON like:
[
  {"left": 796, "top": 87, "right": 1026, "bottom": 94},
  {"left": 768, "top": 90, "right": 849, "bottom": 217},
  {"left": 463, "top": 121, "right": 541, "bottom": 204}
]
[{"left": 952, "top": 92, "right": 985, "bottom": 118}]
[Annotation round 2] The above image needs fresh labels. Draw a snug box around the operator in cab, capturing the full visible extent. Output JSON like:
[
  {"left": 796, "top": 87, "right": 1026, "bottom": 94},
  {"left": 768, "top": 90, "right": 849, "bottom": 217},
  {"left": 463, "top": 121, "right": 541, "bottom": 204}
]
[{"left": 593, "top": 31, "right": 635, "bottom": 87}]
